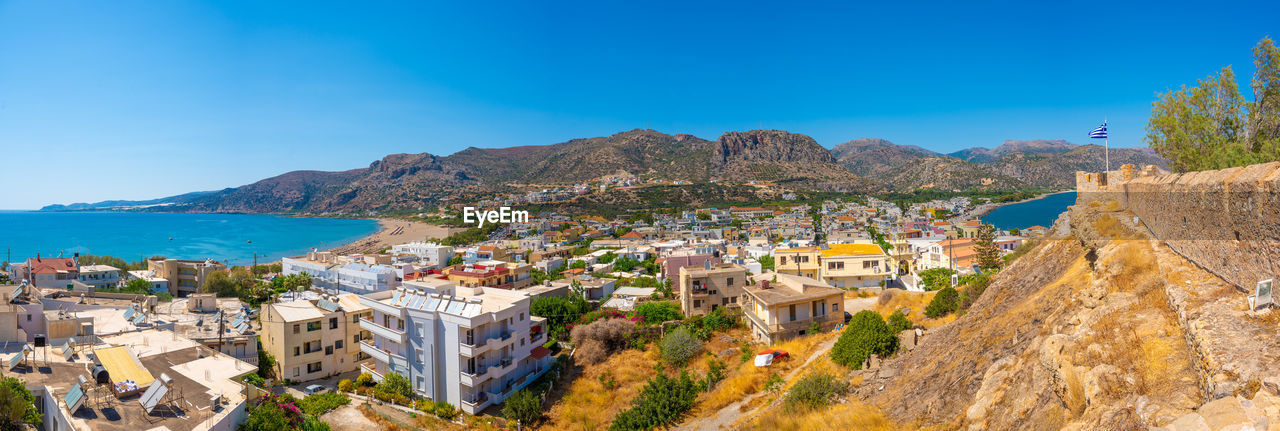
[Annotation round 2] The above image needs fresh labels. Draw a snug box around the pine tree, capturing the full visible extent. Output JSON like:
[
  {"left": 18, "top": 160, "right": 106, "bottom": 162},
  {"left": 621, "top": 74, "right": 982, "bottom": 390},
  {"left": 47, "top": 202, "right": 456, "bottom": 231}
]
[{"left": 974, "top": 224, "right": 1002, "bottom": 273}]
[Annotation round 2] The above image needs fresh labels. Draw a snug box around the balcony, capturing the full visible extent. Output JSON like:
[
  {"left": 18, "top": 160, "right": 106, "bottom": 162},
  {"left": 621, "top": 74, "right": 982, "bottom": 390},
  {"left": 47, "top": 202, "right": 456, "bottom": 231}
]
[
  {"left": 360, "top": 363, "right": 383, "bottom": 382},
  {"left": 359, "top": 340, "right": 390, "bottom": 364},
  {"left": 690, "top": 288, "right": 709, "bottom": 297},
  {"left": 360, "top": 318, "right": 407, "bottom": 344},
  {"left": 358, "top": 296, "right": 405, "bottom": 320},
  {"left": 460, "top": 392, "right": 489, "bottom": 414},
  {"left": 460, "top": 365, "right": 491, "bottom": 387}
]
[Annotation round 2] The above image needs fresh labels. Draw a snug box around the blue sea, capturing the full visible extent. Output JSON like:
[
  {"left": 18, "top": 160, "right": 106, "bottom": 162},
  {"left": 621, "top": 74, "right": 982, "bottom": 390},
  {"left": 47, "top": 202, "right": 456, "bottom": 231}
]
[
  {"left": 982, "top": 191, "right": 1077, "bottom": 231},
  {"left": 0, "top": 212, "right": 379, "bottom": 266}
]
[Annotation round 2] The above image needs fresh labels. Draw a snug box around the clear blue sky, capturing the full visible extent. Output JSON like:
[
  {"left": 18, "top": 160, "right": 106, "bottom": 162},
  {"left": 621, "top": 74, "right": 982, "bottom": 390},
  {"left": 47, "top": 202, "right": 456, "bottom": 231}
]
[{"left": 1, "top": 0, "right": 1277, "bottom": 209}]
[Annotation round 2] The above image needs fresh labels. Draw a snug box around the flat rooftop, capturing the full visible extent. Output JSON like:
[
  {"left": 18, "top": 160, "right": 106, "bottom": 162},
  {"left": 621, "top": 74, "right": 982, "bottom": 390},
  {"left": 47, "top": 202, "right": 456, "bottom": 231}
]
[{"left": 5, "top": 330, "right": 254, "bottom": 431}]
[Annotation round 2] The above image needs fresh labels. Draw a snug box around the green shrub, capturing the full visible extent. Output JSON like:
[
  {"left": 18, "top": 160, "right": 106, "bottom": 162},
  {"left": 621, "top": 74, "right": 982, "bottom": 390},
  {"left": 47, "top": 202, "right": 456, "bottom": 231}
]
[
  {"left": 298, "top": 393, "right": 349, "bottom": 416},
  {"left": 609, "top": 371, "right": 702, "bottom": 431},
  {"left": 925, "top": 287, "right": 960, "bottom": 318},
  {"left": 830, "top": 310, "right": 897, "bottom": 369},
  {"left": 632, "top": 302, "right": 681, "bottom": 326},
  {"left": 502, "top": 389, "right": 542, "bottom": 425},
  {"left": 887, "top": 310, "right": 913, "bottom": 333},
  {"left": 355, "top": 372, "right": 374, "bottom": 387},
  {"left": 764, "top": 373, "right": 785, "bottom": 392},
  {"left": 918, "top": 268, "right": 955, "bottom": 291},
  {"left": 784, "top": 371, "right": 850, "bottom": 411},
  {"left": 659, "top": 326, "right": 703, "bottom": 368},
  {"left": 428, "top": 401, "right": 458, "bottom": 420},
  {"left": 336, "top": 379, "right": 353, "bottom": 393},
  {"left": 375, "top": 372, "right": 413, "bottom": 400},
  {"left": 242, "top": 373, "right": 266, "bottom": 388},
  {"left": 704, "top": 359, "right": 726, "bottom": 389}
]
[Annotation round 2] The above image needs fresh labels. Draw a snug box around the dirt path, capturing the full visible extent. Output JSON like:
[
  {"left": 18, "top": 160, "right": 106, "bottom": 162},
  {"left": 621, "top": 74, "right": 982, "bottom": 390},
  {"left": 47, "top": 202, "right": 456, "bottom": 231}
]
[
  {"left": 685, "top": 336, "right": 839, "bottom": 431},
  {"left": 321, "top": 405, "right": 380, "bottom": 431}
]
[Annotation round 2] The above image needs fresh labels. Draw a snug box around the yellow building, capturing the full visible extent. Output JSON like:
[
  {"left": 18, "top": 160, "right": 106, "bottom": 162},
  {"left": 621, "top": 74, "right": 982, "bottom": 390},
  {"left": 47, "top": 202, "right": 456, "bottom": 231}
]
[
  {"left": 774, "top": 247, "right": 821, "bottom": 279},
  {"left": 817, "top": 244, "right": 893, "bottom": 289},
  {"left": 776, "top": 244, "right": 893, "bottom": 289},
  {"left": 260, "top": 293, "right": 372, "bottom": 383}
]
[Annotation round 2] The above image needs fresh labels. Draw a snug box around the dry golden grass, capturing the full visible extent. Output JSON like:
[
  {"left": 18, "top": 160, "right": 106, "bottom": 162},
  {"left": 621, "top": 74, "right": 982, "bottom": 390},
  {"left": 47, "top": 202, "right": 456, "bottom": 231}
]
[
  {"left": 1105, "top": 200, "right": 1122, "bottom": 211},
  {"left": 697, "top": 332, "right": 838, "bottom": 415},
  {"left": 873, "top": 290, "right": 954, "bottom": 329},
  {"left": 744, "top": 400, "right": 897, "bottom": 431},
  {"left": 539, "top": 347, "right": 660, "bottom": 431}
]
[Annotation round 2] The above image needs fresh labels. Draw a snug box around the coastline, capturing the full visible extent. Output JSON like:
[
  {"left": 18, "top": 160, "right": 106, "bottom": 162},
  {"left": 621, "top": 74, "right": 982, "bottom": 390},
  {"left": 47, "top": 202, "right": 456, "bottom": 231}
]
[
  {"left": 965, "top": 190, "right": 1075, "bottom": 220},
  {"left": 323, "top": 218, "right": 467, "bottom": 255}
]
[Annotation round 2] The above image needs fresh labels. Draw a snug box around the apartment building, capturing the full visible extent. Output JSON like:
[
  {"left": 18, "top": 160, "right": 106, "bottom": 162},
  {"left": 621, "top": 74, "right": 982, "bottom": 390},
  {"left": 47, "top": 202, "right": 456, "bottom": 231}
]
[
  {"left": 741, "top": 272, "right": 844, "bottom": 344},
  {"left": 678, "top": 262, "right": 748, "bottom": 317},
  {"left": 260, "top": 293, "right": 372, "bottom": 382},
  {"left": 357, "top": 280, "right": 552, "bottom": 415},
  {"left": 776, "top": 244, "right": 893, "bottom": 289},
  {"left": 548, "top": 274, "right": 615, "bottom": 301},
  {"left": 147, "top": 258, "right": 226, "bottom": 296},
  {"left": 441, "top": 260, "right": 532, "bottom": 290},
  {"left": 774, "top": 247, "right": 821, "bottom": 279},
  {"left": 815, "top": 244, "right": 893, "bottom": 288},
  {"left": 390, "top": 241, "right": 456, "bottom": 268},
  {"left": 283, "top": 252, "right": 402, "bottom": 294},
  {"left": 77, "top": 264, "right": 121, "bottom": 290}
]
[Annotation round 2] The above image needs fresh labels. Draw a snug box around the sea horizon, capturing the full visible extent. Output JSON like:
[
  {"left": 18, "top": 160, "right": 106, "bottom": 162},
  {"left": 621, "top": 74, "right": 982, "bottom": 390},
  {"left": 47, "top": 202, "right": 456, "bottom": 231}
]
[{"left": 0, "top": 211, "right": 379, "bottom": 266}]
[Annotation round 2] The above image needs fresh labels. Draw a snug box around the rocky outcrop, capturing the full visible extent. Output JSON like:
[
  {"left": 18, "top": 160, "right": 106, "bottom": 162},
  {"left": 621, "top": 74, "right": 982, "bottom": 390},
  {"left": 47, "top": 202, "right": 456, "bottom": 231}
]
[{"left": 714, "top": 130, "right": 836, "bottom": 166}]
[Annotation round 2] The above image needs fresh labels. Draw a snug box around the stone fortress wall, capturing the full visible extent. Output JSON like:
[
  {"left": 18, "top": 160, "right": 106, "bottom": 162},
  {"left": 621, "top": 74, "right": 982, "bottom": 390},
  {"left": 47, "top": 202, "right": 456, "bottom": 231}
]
[{"left": 1076, "top": 162, "right": 1280, "bottom": 291}]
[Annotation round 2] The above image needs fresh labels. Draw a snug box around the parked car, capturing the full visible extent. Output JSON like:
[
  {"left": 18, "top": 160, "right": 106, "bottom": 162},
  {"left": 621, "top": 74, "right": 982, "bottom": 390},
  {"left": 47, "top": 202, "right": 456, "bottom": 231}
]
[
  {"left": 754, "top": 349, "right": 790, "bottom": 367},
  {"left": 304, "top": 384, "right": 330, "bottom": 395},
  {"left": 844, "top": 311, "right": 853, "bottom": 323}
]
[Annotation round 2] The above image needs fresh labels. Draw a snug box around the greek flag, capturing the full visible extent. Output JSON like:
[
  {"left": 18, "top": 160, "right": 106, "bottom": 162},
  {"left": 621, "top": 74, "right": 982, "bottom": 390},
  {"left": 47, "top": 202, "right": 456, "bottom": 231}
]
[{"left": 1089, "top": 123, "right": 1108, "bottom": 139}]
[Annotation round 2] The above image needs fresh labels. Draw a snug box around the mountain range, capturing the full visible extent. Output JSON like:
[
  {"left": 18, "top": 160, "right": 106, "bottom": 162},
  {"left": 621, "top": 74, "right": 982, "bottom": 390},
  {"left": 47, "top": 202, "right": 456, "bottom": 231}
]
[{"left": 43, "top": 130, "right": 1168, "bottom": 214}]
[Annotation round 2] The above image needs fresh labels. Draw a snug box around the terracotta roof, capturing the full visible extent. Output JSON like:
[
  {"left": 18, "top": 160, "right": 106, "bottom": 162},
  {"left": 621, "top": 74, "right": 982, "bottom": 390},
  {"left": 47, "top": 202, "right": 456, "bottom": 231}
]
[
  {"left": 619, "top": 231, "right": 643, "bottom": 239},
  {"left": 530, "top": 346, "right": 552, "bottom": 360},
  {"left": 27, "top": 257, "right": 77, "bottom": 274}
]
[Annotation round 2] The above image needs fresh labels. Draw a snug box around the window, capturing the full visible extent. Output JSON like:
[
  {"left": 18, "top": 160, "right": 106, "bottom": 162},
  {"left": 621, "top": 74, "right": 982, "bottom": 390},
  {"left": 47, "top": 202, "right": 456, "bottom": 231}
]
[
  {"left": 26, "top": 314, "right": 31, "bottom": 322},
  {"left": 789, "top": 304, "right": 797, "bottom": 321},
  {"left": 325, "top": 346, "right": 333, "bottom": 355},
  {"left": 293, "top": 367, "right": 300, "bottom": 377},
  {"left": 293, "top": 347, "right": 300, "bottom": 357},
  {"left": 863, "top": 261, "right": 874, "bottom": 269},
  {"left": 330, "top": 317, "right": 338, "bottom": 329},
  {"left": 726, "top": 278, "right": 734, "bottom": 286},
  {"left": 307, "top": 362, "right": 322, "bottom": 373},
  {"left": 307, "top": 321, "right": 321, "bottom": 331},
  {"left": 693, "top": 300, "right": 702, "bottom": 308},
  {"left": 832, "top": 303, "right": 839, "bottom": 311},
  {"left": 519, "top": 312, "right": 524, "bottom": 321},
  {"left": 780, "top": 256, "right": 788, "bottom": 265},
  {"left": 335, "top": 340, "right": 344, "bottom": 350},
  {"left": 293, "top": 324, "right": 300, "bottom": 334},
  {"left": 353, "top": 335, "right": 360, "bottom": 344},
  {"left": 352, "top": 315, "right": 360, "bottom": 323},
  {"left": 828, "top": 261, "right": 844, "bottom": 270},
  {"left": 304, "top": 341, "right": 321, "bottom": 354}
]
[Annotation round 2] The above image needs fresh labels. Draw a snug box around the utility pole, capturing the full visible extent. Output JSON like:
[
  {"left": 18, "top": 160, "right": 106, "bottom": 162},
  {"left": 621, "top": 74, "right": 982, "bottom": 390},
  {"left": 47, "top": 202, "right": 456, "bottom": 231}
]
[{"left": 217, "top": 309, "right": 225, "bottom": 354}]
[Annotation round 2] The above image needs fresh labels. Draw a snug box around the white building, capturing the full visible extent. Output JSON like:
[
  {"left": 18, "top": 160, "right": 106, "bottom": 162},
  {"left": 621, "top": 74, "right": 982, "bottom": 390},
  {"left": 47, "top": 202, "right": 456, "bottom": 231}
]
[
  {"left": 357, "top": 280, "right": 552, "bottom": 415},
  {"left": 77, "top": 264, "right": 121, "bottom": 290},
  {"left": 126, "top": 270, "right": 169, "bottom": 293},
  {"left": 283, "top": 253, "right": 401, "bottom": 294},
  {"left": 390, "top": 242, "right": 456, "bottom": 268}
]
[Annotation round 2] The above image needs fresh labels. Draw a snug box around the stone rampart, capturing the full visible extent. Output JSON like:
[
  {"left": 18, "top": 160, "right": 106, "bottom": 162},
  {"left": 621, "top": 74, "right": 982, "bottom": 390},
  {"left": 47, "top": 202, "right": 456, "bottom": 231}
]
[{"left": 1077, "top": 162, "right": 1280, "bottom": 290}]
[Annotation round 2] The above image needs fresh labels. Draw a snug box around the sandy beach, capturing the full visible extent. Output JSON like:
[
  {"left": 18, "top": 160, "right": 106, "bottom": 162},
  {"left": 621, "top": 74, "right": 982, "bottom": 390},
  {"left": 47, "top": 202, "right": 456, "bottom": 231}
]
[
  {"left": 964, "top": 190, "right": 1074, "bottom": 220},
  {"left": 325, "top": 218, "right": 467, "bottom": 255}
]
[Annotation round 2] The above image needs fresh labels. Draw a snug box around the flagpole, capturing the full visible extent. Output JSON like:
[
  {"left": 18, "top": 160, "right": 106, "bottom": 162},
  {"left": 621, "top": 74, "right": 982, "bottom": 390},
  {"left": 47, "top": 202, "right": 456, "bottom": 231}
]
[{"left": 1104, "top": 117, "right": 1109, "bottom": 173}]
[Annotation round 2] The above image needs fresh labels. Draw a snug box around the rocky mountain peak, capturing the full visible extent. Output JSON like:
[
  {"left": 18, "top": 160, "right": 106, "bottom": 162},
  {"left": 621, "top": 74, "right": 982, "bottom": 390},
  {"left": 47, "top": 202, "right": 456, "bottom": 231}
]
[{"left": 714, "top": 129, "right": 834, "bottom": 166}]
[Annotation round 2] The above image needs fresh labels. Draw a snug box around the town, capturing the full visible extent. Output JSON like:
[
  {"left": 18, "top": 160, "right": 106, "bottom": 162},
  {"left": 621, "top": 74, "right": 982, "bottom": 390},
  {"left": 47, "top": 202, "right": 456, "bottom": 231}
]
[{"left": 0, "top": 189, "right": 1042, "bottom": 431}]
